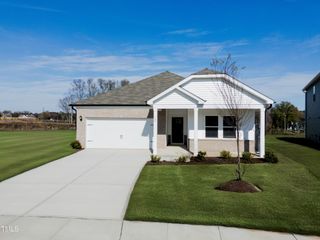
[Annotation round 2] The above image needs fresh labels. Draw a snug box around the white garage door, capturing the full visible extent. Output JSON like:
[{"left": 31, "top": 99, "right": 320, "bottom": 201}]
[{"left": 86, "top": 118, "right": 153, "bottom": 149}]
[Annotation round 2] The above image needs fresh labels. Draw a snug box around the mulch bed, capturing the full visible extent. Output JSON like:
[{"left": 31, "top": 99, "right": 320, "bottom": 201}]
[
  {"left": 215, "top": 180, "right": 261, "bottom": 193},
  {"left": 147, "top": 156, "right": 266, "bottom": 165},
  {"left": 190, "top": 156, "right": 265, "bottom": 164}
]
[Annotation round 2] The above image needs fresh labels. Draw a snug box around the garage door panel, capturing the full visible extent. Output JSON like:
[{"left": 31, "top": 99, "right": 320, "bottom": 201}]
[{"left": 86, "top": 119, "right": 153, "bottom": 149}]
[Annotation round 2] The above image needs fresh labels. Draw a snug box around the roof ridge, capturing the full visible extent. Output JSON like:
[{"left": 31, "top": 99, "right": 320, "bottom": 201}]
[{"left": 191, "top": 68, "right": 221, "bottom": 75}]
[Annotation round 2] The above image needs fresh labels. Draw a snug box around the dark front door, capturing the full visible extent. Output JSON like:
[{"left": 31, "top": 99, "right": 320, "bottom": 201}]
[{"left": 172, "top": 117, "right": 184, "bottom": 144}]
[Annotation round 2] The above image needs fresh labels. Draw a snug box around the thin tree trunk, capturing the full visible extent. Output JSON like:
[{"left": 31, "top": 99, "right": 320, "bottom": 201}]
[
  {"left": 236, "top": 126, "right": 241, "bottom": 180},
  {"left": 236, "top": 116, "right": 241, "bottom": 181}
]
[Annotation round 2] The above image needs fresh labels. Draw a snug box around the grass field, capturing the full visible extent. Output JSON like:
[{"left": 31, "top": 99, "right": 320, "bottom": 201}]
[
  {"left": 125, "top": 135, "right": 320, "bottom": 235},
  {"left": 0, "top": 130, "right": 76, "bottom": 182}
]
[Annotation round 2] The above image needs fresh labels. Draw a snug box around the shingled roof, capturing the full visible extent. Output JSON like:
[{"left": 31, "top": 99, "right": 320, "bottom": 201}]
[
  {"left": 303, "top": 72, "right": 320, "bottom": 91},
  {"left": 191, "top": 68, "right": 221, "bottom": 75},
  {"left": 72, "top": 71, "right": 184, "bottom": 106}
]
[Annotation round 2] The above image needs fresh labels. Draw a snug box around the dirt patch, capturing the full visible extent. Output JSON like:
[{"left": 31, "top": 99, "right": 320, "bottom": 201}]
[{"left": 215, "top": 180, "right": 261, "bottom": 193}]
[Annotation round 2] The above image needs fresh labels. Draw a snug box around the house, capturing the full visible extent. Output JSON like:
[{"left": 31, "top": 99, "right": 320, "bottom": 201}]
[
  {"left": 303, "top": 73, "right": 320, "bottom": 144},
  {"left": 18, "top": 114, "right": 36, "bottom": 120},
  {"left": 71, "top": 69, "right": 273, "bottom": 157}
]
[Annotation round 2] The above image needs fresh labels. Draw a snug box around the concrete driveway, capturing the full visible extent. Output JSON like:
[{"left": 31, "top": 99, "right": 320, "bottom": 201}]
[
  {"left": 0, "top": 149, "right": 149, "bottom": 239},
  {"left": 1, "top": 149, "right": 317, "bottom": 240}
]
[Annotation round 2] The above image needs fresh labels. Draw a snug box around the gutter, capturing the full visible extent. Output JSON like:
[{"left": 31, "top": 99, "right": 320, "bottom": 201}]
[
  {"left": 69, "top": 104, "right": 148, "bottom": 107},
  {"left": 266, "top": 103, "right": 273, "bottom": 110}
]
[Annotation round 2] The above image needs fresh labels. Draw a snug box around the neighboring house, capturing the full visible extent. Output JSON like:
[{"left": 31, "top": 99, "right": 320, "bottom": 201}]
[
  {"left": 71, "top": 69, "right": 273, "bottom": 157},
  {"left": 303, "top": 73, "right": 320, "bottom": 144},
  {"left": 18, "top": 114, "right": 36, "bottom": 120}
]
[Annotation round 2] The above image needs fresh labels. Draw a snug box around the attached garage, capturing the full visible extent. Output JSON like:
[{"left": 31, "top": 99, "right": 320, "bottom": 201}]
[{"left": 85, "top": 118, "right": 153, "bottom": 149}]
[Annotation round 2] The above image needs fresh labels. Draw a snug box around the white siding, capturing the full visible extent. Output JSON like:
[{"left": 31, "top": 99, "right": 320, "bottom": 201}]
[
  {"left": 182, "top": 78, "right": 263, "bottom": 107},
  {"left": 154, "top": 89, "right": 197, "bottom": 107},
  {"left": 188, "top": 109, "right": 255, "bottom": 141}
]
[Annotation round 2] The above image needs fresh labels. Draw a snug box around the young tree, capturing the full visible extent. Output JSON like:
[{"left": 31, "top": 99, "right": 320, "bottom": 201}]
[{"left": 211, "top": 54, "right": 246, "bottom": 180}]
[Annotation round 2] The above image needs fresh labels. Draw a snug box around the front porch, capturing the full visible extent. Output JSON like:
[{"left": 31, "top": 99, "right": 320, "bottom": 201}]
[
  {"left": 152, "top": 108, "right": 265, "bottom": 158},
  {"left": 147, "top": 73, "right": 270, "bottom": 159}
]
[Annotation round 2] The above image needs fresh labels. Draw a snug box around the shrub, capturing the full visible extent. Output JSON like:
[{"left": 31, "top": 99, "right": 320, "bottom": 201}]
[
  {"left": 220, "top": 150, "right": 232, "bottom": 159},
  {"left": 176, "top": 155, "right": 190, "bottom": 163},
  {"left": 70, "top": 140, "right": 82, "bottom": 149},
  {"left": 242, "top": 151, "right": 253, "bottom": 161},
  {"left": 150, "top": 154, "right": 161, "bottom": 163},
  {"left": 197, "top": 151, "right": 207, "bottom": 161},
  {"left": 265, "top": 151, "right": 278, "bottom": 163}
]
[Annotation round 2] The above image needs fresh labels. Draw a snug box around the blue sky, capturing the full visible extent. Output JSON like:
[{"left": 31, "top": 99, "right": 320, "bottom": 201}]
[{"left": 0, "top": 0, "right": 319, "bottom": 112}]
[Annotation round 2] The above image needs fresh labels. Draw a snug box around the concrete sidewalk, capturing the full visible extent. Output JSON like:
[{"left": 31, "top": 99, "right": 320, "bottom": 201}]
[
  {"left": 1, "top": 218, "right": 319, "bottom": 240},
  {"left": 120, "top": 221, "right": 319, "bottom": 240}
]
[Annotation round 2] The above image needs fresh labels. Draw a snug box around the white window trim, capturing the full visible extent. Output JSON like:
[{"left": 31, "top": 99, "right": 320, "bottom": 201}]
[
  {"left": 223, "top": 116, "right": 237, "bottom": 139},
  {"left": 202, "top": 115, "right": 238, "bottom": 140},
  {"left": 204, "top": 115, "right": 219, "bottom": 139}
]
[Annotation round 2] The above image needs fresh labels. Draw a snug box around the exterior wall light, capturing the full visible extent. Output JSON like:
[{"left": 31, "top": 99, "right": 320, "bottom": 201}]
[{"left": 80, "top": 116, "right": 83, "bottom": 122}]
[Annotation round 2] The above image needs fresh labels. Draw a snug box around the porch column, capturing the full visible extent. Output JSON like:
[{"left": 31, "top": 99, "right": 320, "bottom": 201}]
[
  {"left": 193, "top": 108, "right": 198, "bottom": 156},
  {"left": 259, "top": 107, "right": 265, "bottom": 158},
  {"left": 153, "top": 107, "right": 158, "bottom": 155}
]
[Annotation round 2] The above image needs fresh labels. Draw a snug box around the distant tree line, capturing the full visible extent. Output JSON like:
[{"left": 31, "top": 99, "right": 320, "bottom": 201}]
[
  {"left": 267, "top": 101, "right": 304, "bottom": 133},
  {"left": 59, "top": 78, "right": 129, "bottom": 122},
  {"left": 0, "top": 110, "right": 71, "bottom": 122}
]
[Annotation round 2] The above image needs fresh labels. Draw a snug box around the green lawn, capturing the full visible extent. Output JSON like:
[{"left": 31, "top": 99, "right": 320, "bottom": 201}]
[
  {"left": 125, "top": 135, "right": 320, "bottom": 235},
  {"left": 0, "top": 130, "right": 76, "bottom": 182}
]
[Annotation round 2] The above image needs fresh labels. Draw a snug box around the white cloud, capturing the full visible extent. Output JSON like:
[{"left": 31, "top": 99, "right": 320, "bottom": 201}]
[
  {"left": 4, "top": 40, "right": 247, "bottom": 75},
  {"left": 166, "top": 28, "right": 210, "bottom": 37},
  {"left": 12, "top": 53, "right": 173, "bottom": 73},
  {"left": 260, "top": 33, "right": 320, "bottom": 53},
  {"left": 6, "top": 38, "right": 314, "bottom": 112},
  {"left": 123, "top": 40, "right": 248, "bottom": 60},
  {"left": 0, "top": 2, "right": 63, "bottom": 13},
  {"left": 302, "top": 34, "right": 320, "bottom": 50},
  {"left": 246, "top": 72, "right": 315, "bottom": 109}
]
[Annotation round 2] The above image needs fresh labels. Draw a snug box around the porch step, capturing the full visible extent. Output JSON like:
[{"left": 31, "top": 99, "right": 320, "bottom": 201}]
[{"left": 157, "top": 146, "right": 192, "bottom": 161}]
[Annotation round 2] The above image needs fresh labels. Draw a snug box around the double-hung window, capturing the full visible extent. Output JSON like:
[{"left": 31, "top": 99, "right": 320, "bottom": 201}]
[
  {"left": 223, "top": 116, "right": 236, "bottom": 138},
  {"left": 205, "top": 116, "right": 218, "bottom": 138}
]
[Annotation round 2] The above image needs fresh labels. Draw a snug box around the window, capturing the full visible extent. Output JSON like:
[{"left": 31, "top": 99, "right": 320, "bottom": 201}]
[
  {"left": 205, "top": 116, "right": 218, "bottom": 138},
  {"left": 223, "top": 116, "right": 236, "bottom": 138},
  {"left": 313, "top": 85, "right": 316, "bottom": 102}
]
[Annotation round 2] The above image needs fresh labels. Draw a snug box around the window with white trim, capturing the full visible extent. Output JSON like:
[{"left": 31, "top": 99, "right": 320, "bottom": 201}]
[
  {"left": 223, "top": 116, "right": 236, "bottom": 138},
  {"left": 205, "top": 116, "right": 218, "bottom": 138}
]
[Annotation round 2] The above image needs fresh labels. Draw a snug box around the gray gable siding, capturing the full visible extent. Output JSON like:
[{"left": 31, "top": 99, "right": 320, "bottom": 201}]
[{"left": 305, "top": 79, "right": 320, "bottom": 144}]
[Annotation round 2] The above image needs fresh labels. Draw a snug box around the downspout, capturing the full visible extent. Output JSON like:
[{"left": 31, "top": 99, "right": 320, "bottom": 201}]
[
  {"left": 265, "top": 103, "right": 273, "bottom": 133},
  {"left": 266, "top": 103, "right": 273, "bottom": 110}
]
